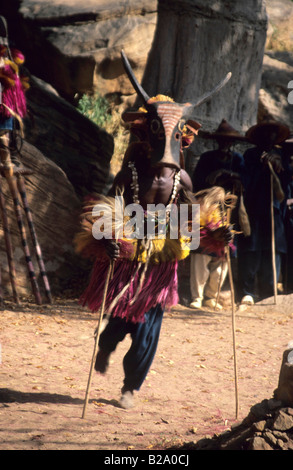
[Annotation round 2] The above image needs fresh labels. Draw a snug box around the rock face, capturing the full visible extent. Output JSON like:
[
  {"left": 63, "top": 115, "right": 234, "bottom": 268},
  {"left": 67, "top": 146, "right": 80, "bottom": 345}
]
[
  {"left": 1, "top": 0, "right": 291, "bottom": 133},
  {"left": 0, "top": 0, "right": 157, "bottom": 102},
  {"left": 24, "top": 75, "right": 114, "bottom": 200},
  {"left": 137, "top": 0, "right": 268, "bottom": 174},
  {"left": 258, "top": 0, "right": 293, "bottom": 125},
  {"left": 142, "top": 0, "right": 268, "bottom": 132},
  {"left": 259, "top": 54, "right": 293, "bottom": 124},
  {"left": 274, "top": 348, "right": 293, "bottom": 406},
  {"left": 0, "top": 0, "right": 291, "bottom": 299},
  {"left": 2, "top": 0, "right": 291, "bottom": 134},
  {"left": 0, "top": 141, "right": 87, "bottom": 298}
]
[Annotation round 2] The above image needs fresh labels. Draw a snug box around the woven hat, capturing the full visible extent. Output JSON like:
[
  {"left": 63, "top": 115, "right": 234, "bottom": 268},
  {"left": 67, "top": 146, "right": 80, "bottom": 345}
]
[
  {"left": 199, "top": 119, "right": 246, "bottom": 141},
  {"left": 245, "top": 120, "right": 290, "bottom": 146}
]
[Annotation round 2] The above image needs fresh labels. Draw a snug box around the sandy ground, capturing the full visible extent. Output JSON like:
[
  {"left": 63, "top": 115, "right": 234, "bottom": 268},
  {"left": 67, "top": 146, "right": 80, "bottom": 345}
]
[{"left": 0, "top": 292, "right": 293, "bottom": 451}]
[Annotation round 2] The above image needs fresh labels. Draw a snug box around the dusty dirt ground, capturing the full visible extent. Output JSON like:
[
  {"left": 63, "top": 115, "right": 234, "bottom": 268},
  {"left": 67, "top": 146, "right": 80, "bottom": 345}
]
[{"left": 1, "top": 291, "right": 293, "bottom": 451}]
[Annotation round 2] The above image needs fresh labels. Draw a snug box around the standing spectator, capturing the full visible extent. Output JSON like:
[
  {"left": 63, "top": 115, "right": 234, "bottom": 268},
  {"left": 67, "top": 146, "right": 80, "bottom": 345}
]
[
  {"left": 280, "top": 135, "right": 293, "bottom": 293},
  {"left": 190, "top": 119, "right": 246, "bottom": 310},
  {"left": 237, "top": 120, "right": 291, "bottom": 305}
]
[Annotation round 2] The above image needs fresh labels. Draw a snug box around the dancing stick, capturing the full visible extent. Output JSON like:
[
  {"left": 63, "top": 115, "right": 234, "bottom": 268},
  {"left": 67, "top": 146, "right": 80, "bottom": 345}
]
[
  {"left": 226, "top": 194, "right": 239, "bottom": 419},
  {"left": 215, "top": 259, "right": 224, "bottom": 312},
  {"left": 82, "top": 260, "right": 113, "bottom": 419},
  {"left": 0, "top": 174, "right": 19, "bottom": 303},
  {"left": 16, "top": 174, "right": 52, "bottom": 303},
  {"left": 226, "top": 245, "right": 239, "bottom": 419}
]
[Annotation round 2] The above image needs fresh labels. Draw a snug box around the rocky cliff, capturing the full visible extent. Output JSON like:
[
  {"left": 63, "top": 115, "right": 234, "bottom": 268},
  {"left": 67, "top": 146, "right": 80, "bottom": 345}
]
[
  {"left": 0, "top": 0, "right": 157, "bottom": 103},
  {"left": 0, "top": 0, "right": 292, "bottom": 300}
]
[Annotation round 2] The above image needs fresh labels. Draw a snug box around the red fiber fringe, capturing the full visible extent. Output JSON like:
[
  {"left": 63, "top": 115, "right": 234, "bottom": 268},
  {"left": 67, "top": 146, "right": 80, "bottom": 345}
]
[
  {"left": 200, "top": 224, "right": 235, "bottom": 258},
  {"left": 80, "top": 258, "right": 179, "bottom": 323},
  {"left": 0, "top": 63, "right": 27, "bottom": 118},
  {"left": 1, "top": 79, "right": 27, "bottom": 118}
]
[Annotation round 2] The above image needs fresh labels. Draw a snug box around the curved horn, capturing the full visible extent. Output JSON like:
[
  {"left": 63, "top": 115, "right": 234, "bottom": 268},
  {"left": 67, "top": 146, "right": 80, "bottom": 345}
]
[
  {"left": 192, "top": 72, "right": 232, "bottom": 108},
  {"left": 121, "top": 50, "right": 150, "bottom": 104}
]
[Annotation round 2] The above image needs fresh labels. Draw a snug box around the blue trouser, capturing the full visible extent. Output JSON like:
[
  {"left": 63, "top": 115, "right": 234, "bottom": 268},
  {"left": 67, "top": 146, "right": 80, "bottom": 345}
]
[
  {"left": 99, "top": 304, "right": 164, "bottom": 391},
  {"left": 0, "top": 117, "right": 13, "bottom": 132},
  {"left": 237, "top": 250, "right": 281, "bottom": 301}
]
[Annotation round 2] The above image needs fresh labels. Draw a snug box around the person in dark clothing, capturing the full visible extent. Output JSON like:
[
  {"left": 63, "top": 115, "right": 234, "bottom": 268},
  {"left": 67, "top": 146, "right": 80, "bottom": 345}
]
[
  {"left": 237, "top": 120, "right": 292, "bottom": 304},
  {"left": 192, "top": 120, "right": 246, "bottom": 195},
  {"left": 280, "top": 136, "right": 293, "bottom": 293},
  {"left": 190, "top": 119, "right": 247, "bottom": 310}
]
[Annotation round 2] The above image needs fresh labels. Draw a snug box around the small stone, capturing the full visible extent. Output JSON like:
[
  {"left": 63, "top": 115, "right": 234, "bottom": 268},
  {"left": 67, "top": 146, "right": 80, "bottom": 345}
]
[
  {"left": 267, "top": 398, "right": 282, "bottom": 410},
  {"left": 286, "top": 407, "right": 293, "bottom": 416},
  {"left": 272, "top": 430, "right": 290, "bottom": 442},
  {"left": 277, "top": 439, "right": 285, "bottom": 449},
  {"left": 287, "top": 440, "right": 293, "bottom": 450},
  {"left": 249, "top": 400, "right": 272, "bottom": 421},
  {"left": 272, "top": 410, "right": 293, "bottom": 431},
  {"left": 252, "top": 420, "right": 266, "bottom": 432},
  {"left": 263, "top": 431, "right": 278, "bottom": 447},
  {"left": 248, "top": 436, "right": 274, "bottom": 450}
]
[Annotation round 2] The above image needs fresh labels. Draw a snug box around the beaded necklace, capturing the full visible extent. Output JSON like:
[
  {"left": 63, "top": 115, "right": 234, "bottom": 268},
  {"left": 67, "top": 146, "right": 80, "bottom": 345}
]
[{"left": 128, "top": 161, "right": 181, "bottom": 219}]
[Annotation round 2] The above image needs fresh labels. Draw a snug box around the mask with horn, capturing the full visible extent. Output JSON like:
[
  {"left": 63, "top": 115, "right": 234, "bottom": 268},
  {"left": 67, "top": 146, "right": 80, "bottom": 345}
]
[{"left": 121, "top": 50, "right": 231, "bottom": 169}]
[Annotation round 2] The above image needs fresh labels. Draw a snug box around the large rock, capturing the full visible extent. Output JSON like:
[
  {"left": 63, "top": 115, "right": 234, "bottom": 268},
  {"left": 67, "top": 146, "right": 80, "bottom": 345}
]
[
  {"left": 0, "top": 0, "right": 157, "bottom": 102},
  {"left": 0, "top": 141, "right": 87, "bottom": 299},
  {"left": 1, "top": 0, "right": 291, "bottom": 133},
  {"left": 137, "top": 0, "right": 267, "bottom": 174},
  {"left": 24, "top": 75, "right": 114, "bottom": 199},
  {"left": 1, "top": 0, "right": 291, "bottom": 136},
  {"left": 265, "top": 0, "right": 293, "bottom": 52},
  {"left": 142, "top": 0, "right": 268, "bottom": 133},
  {"left": 258, "top": 53, "right": 293, "bottom": 125},
  {"left": 274, "top": 348, "right": 293, "bottom": 406},
  {"left": 257, "top": 0, "right": 293, "bottom": 126}
]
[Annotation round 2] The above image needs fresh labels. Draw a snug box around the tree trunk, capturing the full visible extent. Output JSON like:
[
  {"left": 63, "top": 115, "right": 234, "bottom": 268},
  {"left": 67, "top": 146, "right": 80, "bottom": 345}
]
[{"left": 141, "top": 0, "right": 267, "bottom": 136}]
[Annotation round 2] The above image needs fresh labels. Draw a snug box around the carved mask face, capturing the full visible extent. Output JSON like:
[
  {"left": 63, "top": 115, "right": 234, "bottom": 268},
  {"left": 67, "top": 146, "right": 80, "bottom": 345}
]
[
  {"left": 143, "top": 100, "right": 200, "bottom": 168},
  {"left": 123, "top": 101, "right": 202, "bottom": 169},
  {"left": 121, "top": 51, "right": 231, "bottom": 169}
]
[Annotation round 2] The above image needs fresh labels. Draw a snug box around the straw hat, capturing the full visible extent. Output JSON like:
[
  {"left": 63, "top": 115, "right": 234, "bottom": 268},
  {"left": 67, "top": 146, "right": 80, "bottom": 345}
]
[
  {"left": 199, "top": 119, "right": 246, "bottom": 141},
  {"left": 245, "top": 120, "right": 290, "bottom": 146}
]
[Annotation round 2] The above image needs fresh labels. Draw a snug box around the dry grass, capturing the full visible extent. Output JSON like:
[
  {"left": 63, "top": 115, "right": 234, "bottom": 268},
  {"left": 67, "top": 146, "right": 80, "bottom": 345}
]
[
  {"left": 103, "top": 107, "right": 129, "bottom": 176},
  {"left": 266, "top": 17, "right": 293, "bottom": 52}
]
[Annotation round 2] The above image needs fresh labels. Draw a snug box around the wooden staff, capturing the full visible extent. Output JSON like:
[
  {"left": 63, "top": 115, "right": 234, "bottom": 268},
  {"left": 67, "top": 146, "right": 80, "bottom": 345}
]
[
  {"left": 263, "top": 155, "right": 283, "bottom": 303},
  {"left": 81, "top": 260, "right": 113, "bottom": 419},
  {"left": 0, "top": 173, "right": 19, "bottom": 303},
  {"left": 16, "top": 173, "right": 52, "bottom": 303},
  {"left": 3, "top": 160, "right": 42, "bottom": 305},
  {"left": 0, "top": 263, "right": 3, "bottom": 307},
  {"left": 269, "top": 166, "right": 278, "bottom": 304}
]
